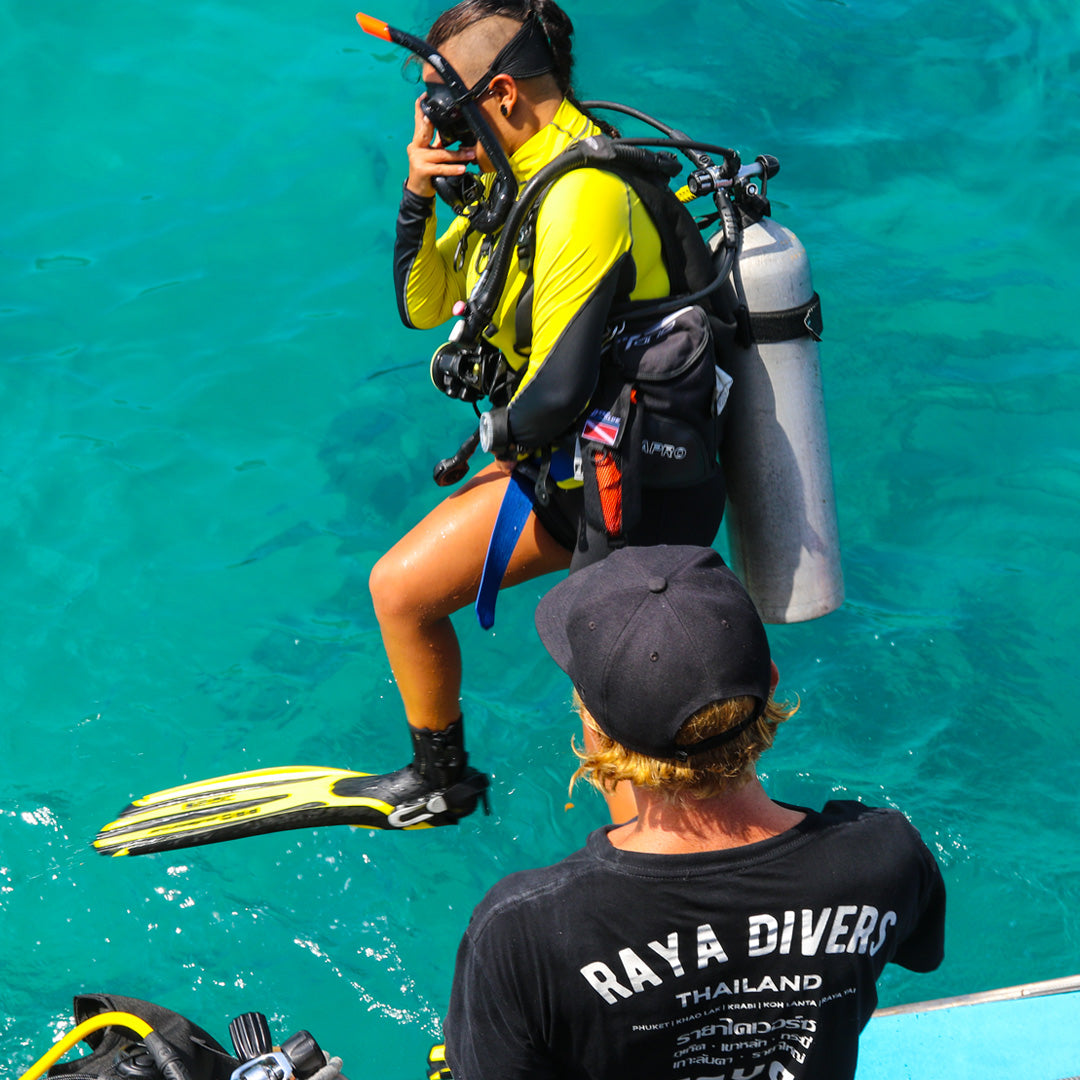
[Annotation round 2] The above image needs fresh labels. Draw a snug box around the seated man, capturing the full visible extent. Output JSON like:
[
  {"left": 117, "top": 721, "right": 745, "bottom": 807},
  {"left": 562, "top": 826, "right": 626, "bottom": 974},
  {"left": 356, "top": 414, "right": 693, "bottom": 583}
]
[{"left": 443, "top": 545, "right": 945, "bottom": 1080}]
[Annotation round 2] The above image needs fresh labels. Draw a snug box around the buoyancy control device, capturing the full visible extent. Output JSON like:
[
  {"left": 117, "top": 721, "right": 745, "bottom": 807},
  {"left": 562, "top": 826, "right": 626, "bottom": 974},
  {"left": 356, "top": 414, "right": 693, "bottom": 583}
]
[
  {"left": 445, "top": 105, "right": 843, "bottom": 623},
  {"left": 19, "top": 994, "right": 343, "bottom": 1080}
]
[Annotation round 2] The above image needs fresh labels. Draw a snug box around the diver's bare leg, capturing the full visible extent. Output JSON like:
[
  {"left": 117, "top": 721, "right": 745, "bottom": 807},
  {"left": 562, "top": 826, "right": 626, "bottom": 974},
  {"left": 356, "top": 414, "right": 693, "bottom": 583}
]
[{"left": 370, "top": 463, "right": 571, "bottom": 731}]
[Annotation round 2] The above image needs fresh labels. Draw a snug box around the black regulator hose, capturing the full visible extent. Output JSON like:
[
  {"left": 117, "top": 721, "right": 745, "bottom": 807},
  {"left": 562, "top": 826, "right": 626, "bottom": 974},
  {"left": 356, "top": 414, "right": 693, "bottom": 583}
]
[
  {"left": 579, "top": 101, "right": 741, "bottom": 176},
  {"left": 144, "top": 1032, "right": 195, "bottom": 1080}
]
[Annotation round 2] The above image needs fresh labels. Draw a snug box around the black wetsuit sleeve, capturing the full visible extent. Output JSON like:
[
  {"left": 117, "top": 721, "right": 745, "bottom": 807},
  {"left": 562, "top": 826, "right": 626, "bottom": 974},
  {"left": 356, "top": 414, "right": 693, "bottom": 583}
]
[
  {"left": 393, "top": 186, "right": 436, "bottom": 329},
  {"left": 477, "top": 168, "right": 646, "bottom": 456},
  {"left": 498, "top": 254, "right": 630, "bottom": 450}
]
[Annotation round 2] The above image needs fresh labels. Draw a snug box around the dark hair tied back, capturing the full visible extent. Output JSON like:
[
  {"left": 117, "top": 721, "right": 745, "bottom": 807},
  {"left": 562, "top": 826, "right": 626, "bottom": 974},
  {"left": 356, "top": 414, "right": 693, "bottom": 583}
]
[{"left": 529, "top": 0, "right": 574, "bottom": 96}]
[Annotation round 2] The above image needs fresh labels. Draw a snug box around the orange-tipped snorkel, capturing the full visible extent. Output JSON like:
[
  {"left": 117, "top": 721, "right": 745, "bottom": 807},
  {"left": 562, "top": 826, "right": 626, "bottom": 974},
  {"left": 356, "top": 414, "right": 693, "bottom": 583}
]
[
  {"left": 355, "top": 12, "right": 391, "bottom": 42},
  {"left": 355, "top": 11, "right": 455, "bottom": 76},
  {"left": 353, "top": 11, "right": 479, "bottom": 110}
]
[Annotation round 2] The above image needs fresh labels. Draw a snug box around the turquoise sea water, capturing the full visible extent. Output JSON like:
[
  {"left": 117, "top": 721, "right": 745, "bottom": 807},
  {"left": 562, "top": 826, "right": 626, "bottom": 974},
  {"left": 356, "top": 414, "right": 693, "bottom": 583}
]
[{"left": 3, "top": 0, "right": 1079, "bottom": 1075}]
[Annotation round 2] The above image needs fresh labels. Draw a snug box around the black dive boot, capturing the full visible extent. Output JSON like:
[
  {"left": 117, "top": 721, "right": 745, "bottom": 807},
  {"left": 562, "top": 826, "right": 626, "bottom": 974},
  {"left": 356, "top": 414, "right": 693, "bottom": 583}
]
[{"left": 334, "top": 718, "right": 490, "bottom": 830}]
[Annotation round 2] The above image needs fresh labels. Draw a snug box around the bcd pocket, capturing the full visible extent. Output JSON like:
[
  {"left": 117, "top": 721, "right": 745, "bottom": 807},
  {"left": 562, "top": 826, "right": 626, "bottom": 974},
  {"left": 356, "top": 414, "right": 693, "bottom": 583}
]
[{"left": 580, "top": 304, "right": 730, "bottom": 542}]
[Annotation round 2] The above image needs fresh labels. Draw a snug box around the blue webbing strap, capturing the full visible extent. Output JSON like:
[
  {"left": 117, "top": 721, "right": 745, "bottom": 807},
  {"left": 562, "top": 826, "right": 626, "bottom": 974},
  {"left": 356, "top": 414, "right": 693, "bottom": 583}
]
[
  {"left": 475, "top": 453, "right": 573, "bottom": 629},
  {"left": 475, "top": 469, "right": 533, "bottom": 630}
]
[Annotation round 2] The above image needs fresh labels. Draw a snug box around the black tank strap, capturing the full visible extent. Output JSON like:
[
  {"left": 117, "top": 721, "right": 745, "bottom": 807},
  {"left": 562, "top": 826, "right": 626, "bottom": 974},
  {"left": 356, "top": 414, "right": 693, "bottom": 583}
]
[{"left": 749, "top": 292, "right": 823, "bottom": 343}]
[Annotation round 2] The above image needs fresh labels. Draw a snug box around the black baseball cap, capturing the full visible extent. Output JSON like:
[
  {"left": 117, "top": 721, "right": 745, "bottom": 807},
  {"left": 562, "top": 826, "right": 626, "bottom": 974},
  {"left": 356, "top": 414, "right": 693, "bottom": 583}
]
[{"left": 535, "top": 546, "right": 773, "bottom": 761}]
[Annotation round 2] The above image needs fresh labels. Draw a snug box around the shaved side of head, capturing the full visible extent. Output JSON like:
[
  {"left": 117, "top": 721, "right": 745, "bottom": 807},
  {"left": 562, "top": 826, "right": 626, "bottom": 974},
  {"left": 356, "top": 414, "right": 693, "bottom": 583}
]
[{"left": 443, "top": 15, "right": 524, "bottom": 84}]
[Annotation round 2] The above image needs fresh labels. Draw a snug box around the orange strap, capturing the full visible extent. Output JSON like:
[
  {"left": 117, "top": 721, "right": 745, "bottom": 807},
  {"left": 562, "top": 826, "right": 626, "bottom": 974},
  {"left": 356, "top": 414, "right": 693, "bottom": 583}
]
[{"left": 593, "top": 448, "right": 623, "bottom": 537}]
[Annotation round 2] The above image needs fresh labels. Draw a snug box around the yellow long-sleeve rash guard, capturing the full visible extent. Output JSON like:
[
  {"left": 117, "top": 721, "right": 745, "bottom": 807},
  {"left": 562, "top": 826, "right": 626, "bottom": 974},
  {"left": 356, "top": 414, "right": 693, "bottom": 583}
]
[{"left": 393, "top": 99, "right": 671, "bottom": 452}]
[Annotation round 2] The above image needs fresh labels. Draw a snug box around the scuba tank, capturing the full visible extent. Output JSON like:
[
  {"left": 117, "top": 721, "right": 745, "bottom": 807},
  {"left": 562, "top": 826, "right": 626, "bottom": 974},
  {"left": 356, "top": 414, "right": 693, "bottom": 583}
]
[{"left": 720, "top": 218, "right": 845, "bottom": 623}]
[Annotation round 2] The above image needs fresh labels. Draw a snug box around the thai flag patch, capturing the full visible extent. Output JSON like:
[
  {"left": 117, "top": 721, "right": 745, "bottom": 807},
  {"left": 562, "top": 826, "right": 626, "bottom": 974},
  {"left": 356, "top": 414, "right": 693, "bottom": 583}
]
[{"left": 581, "top": 408, "right": 621, "bottom": 446}]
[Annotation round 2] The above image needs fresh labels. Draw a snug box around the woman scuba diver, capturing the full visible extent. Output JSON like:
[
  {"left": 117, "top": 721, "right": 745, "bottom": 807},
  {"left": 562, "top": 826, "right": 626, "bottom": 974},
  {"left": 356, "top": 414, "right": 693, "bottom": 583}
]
[{"left": 360, "top": 0, "right": 728, "bottom": 827}]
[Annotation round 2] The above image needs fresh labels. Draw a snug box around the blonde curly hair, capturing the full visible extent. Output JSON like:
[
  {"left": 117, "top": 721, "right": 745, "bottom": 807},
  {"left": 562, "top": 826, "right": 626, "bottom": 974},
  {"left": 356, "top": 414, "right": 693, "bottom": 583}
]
[{"left": 571, "top": 690, "right": 797, "bottom": 805}]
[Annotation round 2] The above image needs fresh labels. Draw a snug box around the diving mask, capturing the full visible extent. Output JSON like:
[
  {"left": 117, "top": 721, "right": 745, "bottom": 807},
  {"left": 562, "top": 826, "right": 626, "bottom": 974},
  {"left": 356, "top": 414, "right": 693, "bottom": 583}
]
[
  {"left": 421, "top": 81, "right": 483, "bottom": 148},
  {"left": 420, "top": 13, "right": 555, "bottom": 148}
]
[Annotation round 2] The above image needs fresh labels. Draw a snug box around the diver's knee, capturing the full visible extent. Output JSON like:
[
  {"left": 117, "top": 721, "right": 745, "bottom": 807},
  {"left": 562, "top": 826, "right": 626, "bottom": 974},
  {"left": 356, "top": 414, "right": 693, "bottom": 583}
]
[{"left": 369, "top": 552, "right": 414, "bottom": 624}]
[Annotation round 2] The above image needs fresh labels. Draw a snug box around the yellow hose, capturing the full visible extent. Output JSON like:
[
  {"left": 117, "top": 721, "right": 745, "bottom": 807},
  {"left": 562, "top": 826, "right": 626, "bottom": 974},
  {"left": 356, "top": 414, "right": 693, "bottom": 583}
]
[{"left": 19, "top": 1010, "right": 154, "bottom": 1080}]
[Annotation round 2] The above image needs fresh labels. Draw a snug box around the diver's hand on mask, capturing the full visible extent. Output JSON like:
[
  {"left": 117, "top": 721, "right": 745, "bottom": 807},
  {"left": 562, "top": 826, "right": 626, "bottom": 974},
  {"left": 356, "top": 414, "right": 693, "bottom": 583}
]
[{"left": 406, "top": 96, "right": 475, "bottom": 198}]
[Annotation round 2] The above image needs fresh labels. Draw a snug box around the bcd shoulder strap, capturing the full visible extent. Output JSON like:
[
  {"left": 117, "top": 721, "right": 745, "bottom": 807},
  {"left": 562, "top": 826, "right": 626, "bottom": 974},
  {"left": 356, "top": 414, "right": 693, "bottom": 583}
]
[{"left": 512, "top": 158, "right": 722, "bottom": 356}]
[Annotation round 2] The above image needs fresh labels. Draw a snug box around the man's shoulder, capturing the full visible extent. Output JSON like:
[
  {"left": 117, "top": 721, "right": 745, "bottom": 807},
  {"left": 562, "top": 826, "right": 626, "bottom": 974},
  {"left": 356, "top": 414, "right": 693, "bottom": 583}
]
[
  {"left": 809, "top": 800, "right": 940, "bottom": 882},
  {"left": 467, "top": 834, "right": 602, "bottom": 938},
  {"left": 816, "top": 799, "right": 924, "bottom": 837}
]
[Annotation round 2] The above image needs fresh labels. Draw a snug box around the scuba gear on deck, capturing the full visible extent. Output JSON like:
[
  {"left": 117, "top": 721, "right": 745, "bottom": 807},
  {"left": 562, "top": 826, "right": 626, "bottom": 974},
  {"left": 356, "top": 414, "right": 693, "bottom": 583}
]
[
  {"left": 21, "top": 994, "right": 339, "bottom": 1080},
  {"left": 93, "top": 720, "right": 489, "bottom": 856},
  {"left": 227, "top": 1014, "right": 327, "bottom": 1080}
]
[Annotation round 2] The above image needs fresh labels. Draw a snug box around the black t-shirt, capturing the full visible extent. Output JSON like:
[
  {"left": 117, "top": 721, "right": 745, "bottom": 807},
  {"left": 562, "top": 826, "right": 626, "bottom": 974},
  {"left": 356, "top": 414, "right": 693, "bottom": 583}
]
[{"left": 445, "top": 800, "right": 945, "bottom": 1080}]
